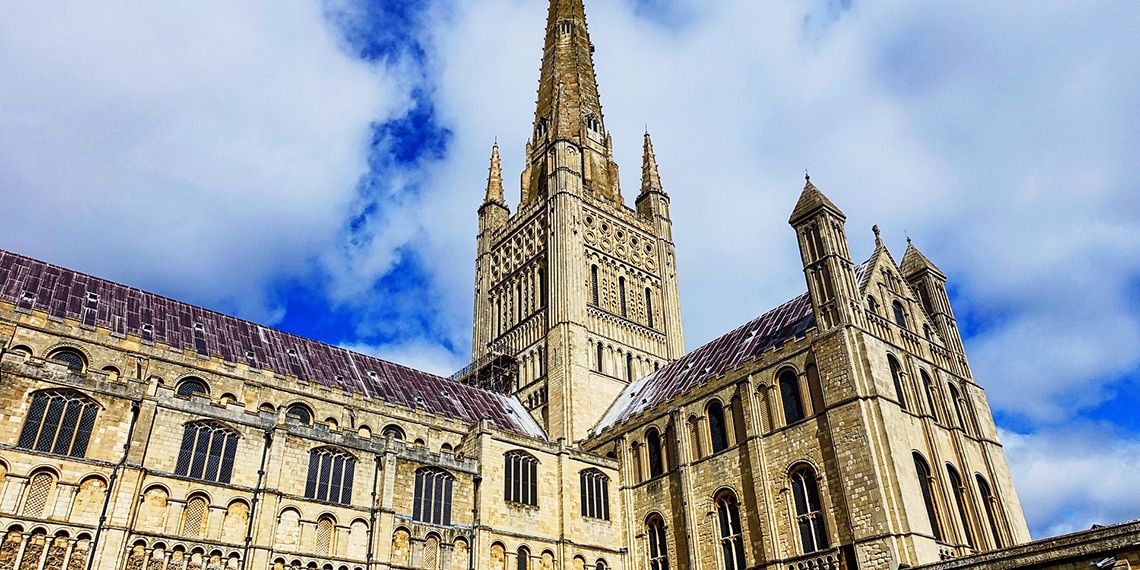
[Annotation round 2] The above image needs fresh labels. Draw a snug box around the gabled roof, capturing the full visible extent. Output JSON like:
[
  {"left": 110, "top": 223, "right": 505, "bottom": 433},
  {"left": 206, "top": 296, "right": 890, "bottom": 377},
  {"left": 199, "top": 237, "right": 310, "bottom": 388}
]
[
  {"left": 595, "top": 293, "right": 814, "bottom": 432},
  {"left": 788, "top": 176, "right": 845, "bottom": 225},
  {"left": 0, "top": 250, "right": 544, "bottom": 438},
  {"left": 900, "top": 240, "right": 945, "bottom": 279}
]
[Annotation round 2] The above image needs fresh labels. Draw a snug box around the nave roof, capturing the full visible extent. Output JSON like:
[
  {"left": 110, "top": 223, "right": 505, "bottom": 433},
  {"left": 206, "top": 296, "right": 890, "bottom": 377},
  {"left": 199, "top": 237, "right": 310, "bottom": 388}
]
[{"left": 0, "top": 249, "right": 544, "bottom": 438}]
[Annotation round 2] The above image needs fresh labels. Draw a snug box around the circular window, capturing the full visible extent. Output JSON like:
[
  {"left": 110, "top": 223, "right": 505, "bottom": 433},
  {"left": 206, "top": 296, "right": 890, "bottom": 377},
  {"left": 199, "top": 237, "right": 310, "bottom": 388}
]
[
  {"left": 176, "top": 378, "right": 208, "bottom": 397},
  {"left": 286, "top": 404, "right": 312, "bottom": 424},
  {"left": 48, "top": 349, "right": 86, "bottom": 373}
]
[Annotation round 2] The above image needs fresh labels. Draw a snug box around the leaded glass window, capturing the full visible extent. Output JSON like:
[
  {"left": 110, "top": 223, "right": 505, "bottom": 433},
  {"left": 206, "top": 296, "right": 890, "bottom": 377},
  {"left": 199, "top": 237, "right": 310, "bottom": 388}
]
[
  {"left": 791, "top": 466, "right": 828, "bottom": 553},
  {"left": 305, "top": 447, "right": 356, "bottom": 505},
  {"left": 414, "top": 468, "right": 454, "bottom": 526},
  {"left": 17, "top": 390, "right": 99, "bottom": 458},
  {"left": 716, "top": 493, "right": 746, "bottom": 570},
  {"left": 175, "top": 421, "right": 239, "bottom": 483},
  {"left": 580, "top": 469, "right": 610, "bottom": 520},
  {"left": 505, "top": 450, "right": 538, "bottom": 506}
]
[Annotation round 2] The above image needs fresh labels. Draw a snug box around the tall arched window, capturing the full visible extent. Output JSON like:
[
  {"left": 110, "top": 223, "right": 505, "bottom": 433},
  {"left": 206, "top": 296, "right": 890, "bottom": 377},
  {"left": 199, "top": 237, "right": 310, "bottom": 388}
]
[
  {"left": 922, "top": 371, "right": 941, "bottom": 423},
  {"left": 596, "top": 343, "right": 605, "bottom": 373},
  {"left": 893, "top": 301, "right": 908, "bottom": 329},
  {"left": 579, "top": 469, "right": 610, "bottom": 520},
  {"left": 619, "top": 277, "right": 628, "bottom": 317},
  {"left": 715, "top": 492, "right": 746, "bottom": 570},
  {"left": 646, "top": 428, "right": 664, "bottom": 478},
  {"left": 888, "top": 356, "right": 908, "bottom": 410},
  {"left": 976, "top": 475, "right": 1005, "bottom": 549},
  {"left": 22, "top": 471, "right": 56, "bottom": 517},
  {"left": 182, "top": 495, "right": 209, "bottom": 538},
  {"left": 175, "top": 421, "right": 239, "bottom": 483},
  {"left": 702, "top": 401, "right": 726, "bottom": 453},
  {"left": 590, "top": 265, "right": 599, "bottom": 306},
  {"left": 414, "top": 468, "right": 454, "bottom": 526},
  {"left": 517, "top": 547, "right": 530, "bottom": 570},
  {"left": 867, "top": 296, "right": 880, "bottom": 315},
  {"left": 305, "top": 447, "right": 356, "bottom": 505},
  {"left": 646, "top": 515, "right": 669, "bottom": 570},
  {"left": 914, "top": 453, "right": 943, "bottom": 541},
  {"left": 948, "top": 384, "right": 969, "bottom": 433},
  {"left": 505, "top": 450, "right": 538, "bottom": 506},
  {"left": 790, "top": 466, "right": 828, "bottom": 553},
  {"left": 778, "top": 370, "right": 805, "bottom": 424},
  {"left": 315, "top": 515, "right": 336, "bottom": 555},
  {"left": 18, "top": 390, "right": 99, "bottom": 458},
  {"left": 645, "top": 288, "right": 654, "bottom": 329},
  {"left": 946, "top": 465, "right": 976, "bottom": 548},
  {"left": 687, "top": 416, "right": 703, "bottom": 460},
  {"left": 631, "top": 442, "right": 644, "bottom": 483}
]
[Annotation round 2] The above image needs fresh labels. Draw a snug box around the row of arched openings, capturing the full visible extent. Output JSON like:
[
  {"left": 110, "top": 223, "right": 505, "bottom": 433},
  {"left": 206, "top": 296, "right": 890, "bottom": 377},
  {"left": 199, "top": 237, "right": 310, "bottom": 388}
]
[
  {"left": 0, "top": 526, "right": 91, "bottom": 570},
  {"left": 887, "top": 355, "right": 979, "bottom": 435},
  {"left": 0, "top": 461, "right": 106, "bottom": 525},
  {"left": 913, "top": 452, "right": 1007, "bottom": 551}
]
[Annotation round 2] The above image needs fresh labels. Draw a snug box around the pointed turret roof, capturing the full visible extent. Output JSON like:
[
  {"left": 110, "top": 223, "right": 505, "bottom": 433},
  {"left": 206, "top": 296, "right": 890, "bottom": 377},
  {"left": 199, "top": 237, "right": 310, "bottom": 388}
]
[
  {"left": 641, "top": 132, "right": 664, "bottom": 194},
  {"left": 484, "top": 143, "right": 505, "bottom": 205},
  {"left": 788, "top": 174, "right": 845, "bottom": 225},
  {"left": 532, "top": 0, "right": 604, "bottom": 144},
  {"left": 900, "top": 238, "right": 945, "bottom": 279}
]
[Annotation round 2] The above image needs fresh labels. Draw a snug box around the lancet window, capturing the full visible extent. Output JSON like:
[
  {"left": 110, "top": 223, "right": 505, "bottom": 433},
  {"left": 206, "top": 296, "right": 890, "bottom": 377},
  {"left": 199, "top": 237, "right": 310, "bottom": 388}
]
[
  {"left": 716, "top": 492, "right": 746, "bottom": 570},
  {"left": 790, "top": 465, "right": 828, "bottom": 553},
  {"left": 505, "top": 450, "right": 538, "bottom": 506},
  {"left": 580, "top": 469, "right": 610, "bottom": 520}
]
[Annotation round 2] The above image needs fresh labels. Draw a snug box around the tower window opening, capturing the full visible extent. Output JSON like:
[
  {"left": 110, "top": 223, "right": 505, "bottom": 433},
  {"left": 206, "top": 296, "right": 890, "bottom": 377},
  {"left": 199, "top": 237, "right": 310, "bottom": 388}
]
[
  {"left": 646, "top": 428, "right": 664, "bottom": 478},
  {"left": 893, "top": 300, "right": 908, "bottom": 329},
  {"left": 914, "top": 453, "right": 944, "bottom": 541},
  {"left": 645, "top": 288, "right": 654, "bottom": 329},
  {"left": 778, "top": 369, "right": 805, "bottom": 425},
  {"left": 596, "top": 343, "right": 604, "bottom": 374},
  {"left": 889, "top": 356, "right": 908, "bottom": 411},
  {"left": 707, "top": 400, "right": 729, "bottom": 453},
  {"left": 619, "top": 276, "right": 627, "bottom": 317},
  {"left": 791, "top": 466, "right": 829, "bottom": 553},
  {"left": 716, "top": 492, "right": 747, "bottom": 570},
  {"left": 626, "top": 353, "right": 634, "bottom": 382},
  {"left": 591, "top": 265, "right": 599, "bottom": 306},
  {"left": 646, "top": 515, "right": 670, "bottom": 570},
  {"left": 947, "top": 464, "right": 977, "bottom": 549},
  {"left": 560, "top": 20, "right": 572, "bottom": 34},
  {"left": 976, "top": 475, "right": 1005, "bottom": 549}
]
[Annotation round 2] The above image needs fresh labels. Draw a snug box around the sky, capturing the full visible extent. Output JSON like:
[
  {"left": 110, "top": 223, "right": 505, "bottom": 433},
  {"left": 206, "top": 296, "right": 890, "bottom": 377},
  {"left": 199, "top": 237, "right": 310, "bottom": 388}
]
[{"left": 1, "top": 0, "right": 1139, "bottom": 539}]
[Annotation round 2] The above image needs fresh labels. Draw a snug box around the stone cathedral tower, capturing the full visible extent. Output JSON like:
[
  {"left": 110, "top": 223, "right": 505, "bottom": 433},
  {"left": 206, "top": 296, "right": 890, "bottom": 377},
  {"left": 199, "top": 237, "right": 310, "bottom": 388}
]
[{"left": 470, "top": 0, "right": 684, "bottom": 442}]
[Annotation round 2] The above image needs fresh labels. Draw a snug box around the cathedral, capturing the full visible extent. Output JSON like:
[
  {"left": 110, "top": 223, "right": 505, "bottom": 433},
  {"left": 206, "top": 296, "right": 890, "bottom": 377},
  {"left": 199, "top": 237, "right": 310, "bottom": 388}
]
[{"left": 0, "top": 1, "right": 1135, "bottom": 570}]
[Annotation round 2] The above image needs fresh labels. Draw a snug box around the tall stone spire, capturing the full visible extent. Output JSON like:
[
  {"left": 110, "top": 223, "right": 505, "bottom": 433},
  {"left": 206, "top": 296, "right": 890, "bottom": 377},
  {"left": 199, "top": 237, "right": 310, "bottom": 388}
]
[
  {"left": 484, "top": 143, "right": 505, "bottom": 205},
  {"left": 641, "top": 132, "right": 663, "bottom": 194},
  {"left": 532, "top": 0, "right": 603, "bottom": 144}
]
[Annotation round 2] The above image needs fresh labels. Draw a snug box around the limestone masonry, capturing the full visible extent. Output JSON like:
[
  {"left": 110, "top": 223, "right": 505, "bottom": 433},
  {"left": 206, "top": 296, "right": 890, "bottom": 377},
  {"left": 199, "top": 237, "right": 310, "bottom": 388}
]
[{"left": 0, "top": 1, "right": 1135, "bottom": 570}]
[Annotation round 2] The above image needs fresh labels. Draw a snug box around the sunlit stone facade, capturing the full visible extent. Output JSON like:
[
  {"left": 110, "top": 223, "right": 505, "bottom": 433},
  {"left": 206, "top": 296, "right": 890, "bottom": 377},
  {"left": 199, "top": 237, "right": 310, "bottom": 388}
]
[{"left": 0, "top": 2, "right": 1135, "bottom": 570}]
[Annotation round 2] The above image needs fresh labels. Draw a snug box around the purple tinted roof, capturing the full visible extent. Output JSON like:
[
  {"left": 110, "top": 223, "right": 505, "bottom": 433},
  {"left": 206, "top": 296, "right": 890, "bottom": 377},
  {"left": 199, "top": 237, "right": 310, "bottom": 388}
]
[
  {"left": 0, "top": 250, "right": 543, "bottom": 438},
  {"left": 595, "top": 293, "right": 815, "bottom": 432}
]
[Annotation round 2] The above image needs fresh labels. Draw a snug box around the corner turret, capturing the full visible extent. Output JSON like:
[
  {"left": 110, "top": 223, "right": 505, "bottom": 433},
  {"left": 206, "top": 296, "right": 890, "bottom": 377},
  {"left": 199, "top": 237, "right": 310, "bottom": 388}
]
[
  {"left": 901, "top": 239, "right": 965, "bottom": 353},
  {"left": 789, "top": 174, "right": 861, "bottom": 330}
]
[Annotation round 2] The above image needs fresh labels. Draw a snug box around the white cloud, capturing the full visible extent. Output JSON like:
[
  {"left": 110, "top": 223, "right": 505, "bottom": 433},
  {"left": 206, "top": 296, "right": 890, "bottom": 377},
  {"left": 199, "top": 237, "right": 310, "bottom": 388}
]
[
  {"left": 1002, "top": 427, "right": 1140, "bottom": 538},
  {"left": 0, "top": 1, "right": 410, "bottom": 321}
]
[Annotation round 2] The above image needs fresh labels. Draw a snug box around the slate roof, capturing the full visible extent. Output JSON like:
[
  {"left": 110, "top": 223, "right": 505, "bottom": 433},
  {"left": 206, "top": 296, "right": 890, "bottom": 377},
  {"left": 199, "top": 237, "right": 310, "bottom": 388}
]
[
  {"left": 595, "top": 293, "right": 815, "bottom": 432},
  {"left": 0, "top": 249, "right": 544, "bottom": 438}
]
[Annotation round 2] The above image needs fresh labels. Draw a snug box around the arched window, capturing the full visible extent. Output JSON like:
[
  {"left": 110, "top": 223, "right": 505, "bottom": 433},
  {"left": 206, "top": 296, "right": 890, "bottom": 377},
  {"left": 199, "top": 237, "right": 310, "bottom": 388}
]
[
  {"left": 790, "top": 466, "right": 828, "bottom": 553},
  {"left": 888, "top": 356, "right": 908, "bottom": 410},
  {"left": 182, "top": 495, "right": 209, "bottom": 538},
  {"left": 47, "top": 348, "right": 86, "bottom": 373},
  {"left": 715, "top": 492, "right": 746, "bottom": 570},
  {"left": 305, "top": 447, "right": 356, "bottom": 505},
  {"left": 778, "top": 370, "right": 805, "bottom": 424},
  {"left": 948, "top": 383, "right": 969, "bottom": 433},
  {"left": 867, "top": 296, "right": 879, "bottom": 315},
  {"left": 424, "top": 534, "right": 441, "bottom": 570},
  {"left": 707, "top": 401, "right": 729, "bottom": 453},
  {"left": 596, "top": 343, "right": 605, "bottom": 373},
  {"left": 922, "top": 371, "right": 941, "bottom": 423},
  {"left": 946, "top": 465, "right": 976, "bottom": 548},
  {"left": 18, "top": 390, "right": 99, "bottom": 458},
  {"left": 619, "top": 277, "right": 628, "bottom": 317},
  {"left": 631, "top": 442, "right": 644, "bottom": 483},
  {"left": 976, "top": 475, "right": 1005, "bottom": 549},
  {"left": 414, "top": 468, "right": 454, "bottom": 526},
  {"left": 505, "top": 451, "right": 538, "bottom": 506},
  {"left": 286, "top": 404, "right": 312, "bottom": 425},
  {"left": 517, "top": 547, "right": 530, "bottom": 570},
  {"left": 175, "top": 421, "right": 239, "bottom": 483},
  {"left": 579, "top": 469, "right": 610, "bottom": 520},
  {"left": 176, "top": 377, "right": 208, "bottom": 397},
  {"left": 687, "top": 416, "right": 703, "bottom": 460},
  {"left": 315, "top": 515, "right": 336, "bottom": 555},
  {"left": 627, "top": 353, "right": 634, "bottom": 382},
  {"left": 806, "top": 363, "right": 825, "bottom": 414},
  {"left": 914, "top": 453, "right": 943, "bottom": 541},
  {"left": 22, "top": 470, "right": 56, "bottom": 517},
  {"left": 645, "top": 288, "right": 654, "bottom": 329},
  {"left": 590, "top": 265, "right": 599, "bottom": 306},
  {"left": 893, "top": 301, "right": 908, "bottom": 329},
  {"left": 646, "top": 428, "right": 664, "bottom": 478},
  {"left": 646, "top": 515, "right": 669, "bottom": 570},
  {"left": 382, "top": 424, "right": 405, "bottom": 441}
]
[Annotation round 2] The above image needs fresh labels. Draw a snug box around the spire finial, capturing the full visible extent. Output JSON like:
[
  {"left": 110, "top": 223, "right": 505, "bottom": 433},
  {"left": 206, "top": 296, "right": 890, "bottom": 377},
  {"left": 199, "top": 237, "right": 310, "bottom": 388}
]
[
  {"left": 873, "top": 225, "right": 883, "bottom": 247},
  {"left": 805, "top": 169, "right": 810, "bottom": 182},
  {"left": 907, "top": 235, "right": 913, "bottom": 245},
  {"left": 484, "top": 142, "right": 505, "bottom": 205},
  {"left": 641, "top": 131, "right": 663, "bottom": 195}
]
